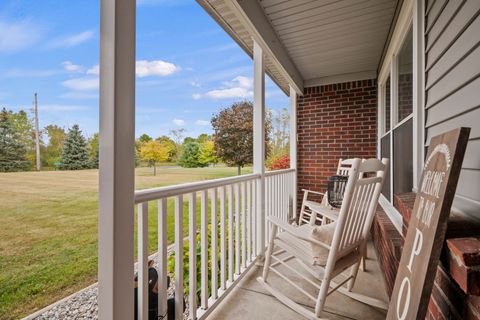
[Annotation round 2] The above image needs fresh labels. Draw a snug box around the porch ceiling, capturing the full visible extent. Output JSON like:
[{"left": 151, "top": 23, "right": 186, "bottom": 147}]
[{"left": 197, "top": 0, "right": 399, "bottom": 94}]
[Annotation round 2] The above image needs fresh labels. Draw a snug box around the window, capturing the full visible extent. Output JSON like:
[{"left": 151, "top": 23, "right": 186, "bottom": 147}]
[
  {"left": 385, "top": 76, "right": 391, "bottom": 132},
  {"left": 379, "top": 26, "right": 413, "bottom": 202},
  {"left": 397, "top": 29, "right": 413, "bottom": 123}
]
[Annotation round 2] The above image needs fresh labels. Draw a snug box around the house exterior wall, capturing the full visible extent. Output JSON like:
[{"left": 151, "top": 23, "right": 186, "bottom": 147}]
[
  {"left": 296, "top": 80, "right": 377, "bottom": 209},
  {"left": 424, "top": 0, "right": 480, "bottom": 219},
  {"left": 370, "top": 1, "right": 480, "bottom": 319}
]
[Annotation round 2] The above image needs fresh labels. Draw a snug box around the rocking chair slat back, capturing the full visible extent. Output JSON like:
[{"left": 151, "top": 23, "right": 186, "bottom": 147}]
[
  {"left": 330, "top": 159, "right": 388, "bottom": 262},
  {"left": 336, "top": 158, "right": 355, "bottom": 176}
]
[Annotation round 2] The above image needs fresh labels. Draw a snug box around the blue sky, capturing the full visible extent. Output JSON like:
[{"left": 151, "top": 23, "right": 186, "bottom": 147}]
[{"left": 0, "top": 0, "right": 288, "bottom": 139}]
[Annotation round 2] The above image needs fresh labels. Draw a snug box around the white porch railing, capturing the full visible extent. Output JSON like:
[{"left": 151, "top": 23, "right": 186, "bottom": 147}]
[{"left": 133, "top": 168, "right": 295, "bottom": 320}]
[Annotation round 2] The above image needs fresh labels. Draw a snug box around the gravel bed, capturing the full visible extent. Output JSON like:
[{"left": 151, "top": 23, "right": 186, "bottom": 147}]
[{"left": 28, "top": 251, "right": 189, "bottom": 320}]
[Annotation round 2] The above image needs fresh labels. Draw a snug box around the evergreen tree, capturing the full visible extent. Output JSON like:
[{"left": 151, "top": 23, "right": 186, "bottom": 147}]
[
  {"left": 0, "top": 108, "right": 30, "bottom": 172},
  {"left": 178, "top": 141, "right": 205, "bottom": 168},
  {"left": 88, "top": 133, "right": 99, "bottom": 169},
  {"left": 60, "top": 124, "right": 90, "bottom": 170}
]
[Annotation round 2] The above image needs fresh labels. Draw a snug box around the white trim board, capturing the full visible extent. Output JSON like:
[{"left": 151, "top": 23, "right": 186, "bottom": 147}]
[
  {"left": 379, "top": 195, "right": 403, "bottom": 234},
  {"left": 304, "top": 70, "right": 377, "bottom": 87}
]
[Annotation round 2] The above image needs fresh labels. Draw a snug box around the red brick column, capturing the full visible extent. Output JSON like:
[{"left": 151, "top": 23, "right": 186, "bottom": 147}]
[{"left": 296, "top": 79, "right": 377, "bottom": 209}]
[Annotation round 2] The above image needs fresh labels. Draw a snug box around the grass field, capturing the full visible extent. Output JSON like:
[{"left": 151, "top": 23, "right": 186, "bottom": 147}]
[{"left": 0, "top": 166, "right": 250, "bottom": 319}]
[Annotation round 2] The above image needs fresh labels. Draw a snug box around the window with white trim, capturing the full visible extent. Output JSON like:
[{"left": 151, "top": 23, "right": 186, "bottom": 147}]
[{"left": 380, "top": 26, "right": 413, "bottom": 203}]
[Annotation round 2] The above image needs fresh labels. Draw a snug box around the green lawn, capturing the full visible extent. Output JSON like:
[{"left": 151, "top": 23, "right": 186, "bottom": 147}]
[{"left": 0, "top": 166, "right": 250, "bottom": 319}]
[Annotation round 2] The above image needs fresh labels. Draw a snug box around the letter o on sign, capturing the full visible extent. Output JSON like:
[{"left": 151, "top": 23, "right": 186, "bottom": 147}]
[{"left": 396, "top": 277, "right": 411, "bottom": 320}]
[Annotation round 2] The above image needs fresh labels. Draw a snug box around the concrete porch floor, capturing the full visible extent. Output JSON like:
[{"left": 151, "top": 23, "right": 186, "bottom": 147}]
[{"left": 207, "top": 242, "right": 388, "bottom": 320}]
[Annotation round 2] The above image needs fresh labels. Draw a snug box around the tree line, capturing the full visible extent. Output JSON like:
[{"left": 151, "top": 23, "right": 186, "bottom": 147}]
[
  {"left": 0, "top": 101, "right": 291, "bottom": 174},
  {"left": 0, "top": 108, "right": 98, "bottom": 172}
]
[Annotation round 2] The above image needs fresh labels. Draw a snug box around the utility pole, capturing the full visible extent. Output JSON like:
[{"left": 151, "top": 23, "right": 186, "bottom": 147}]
[{"left": 34, "top": 93, "right": 41, "bottom": 171}]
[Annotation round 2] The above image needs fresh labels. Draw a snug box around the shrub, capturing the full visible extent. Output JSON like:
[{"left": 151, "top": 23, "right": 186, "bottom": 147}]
[{"left": 266, "top": 154, "right": 290, "bottom": 170}]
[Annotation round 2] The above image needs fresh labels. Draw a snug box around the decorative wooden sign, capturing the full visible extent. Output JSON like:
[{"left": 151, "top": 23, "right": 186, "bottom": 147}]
[{"left": 387, "top": 127, "right": 470, "bottom": 320}]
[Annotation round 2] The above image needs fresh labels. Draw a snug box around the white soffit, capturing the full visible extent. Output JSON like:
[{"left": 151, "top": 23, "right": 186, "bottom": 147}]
[
  {"left": 198, "top": 0, "right": 295, "bottom": 95},
  {"left": 198, "top": 0, "right": 398, "bottom": 91}
]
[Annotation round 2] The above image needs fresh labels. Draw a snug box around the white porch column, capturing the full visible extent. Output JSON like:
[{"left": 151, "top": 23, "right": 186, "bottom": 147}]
[
  {"left": 289, "top": 86, "right": 297, "bottom": 221},
  {"left": 98, "top": 0, "right": 136, "bottom": 319},
  {"left": 253, "top": 40, "right": 266, "bottom": 255}
]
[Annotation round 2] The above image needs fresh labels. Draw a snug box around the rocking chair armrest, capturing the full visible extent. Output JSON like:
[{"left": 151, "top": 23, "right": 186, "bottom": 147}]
[
  {"left": 301, "top": 189, "right": 325, "bottom": 196},
  {"left": 308, "top": 203, "right": 340, "bottom": 221},
  {"left": 267, "top": 216, "right": 331, "bottom": 250}
]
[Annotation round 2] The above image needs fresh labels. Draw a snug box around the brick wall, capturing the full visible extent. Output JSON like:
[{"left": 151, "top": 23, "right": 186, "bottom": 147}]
[
  {"left": 296, "top": 79, "right": 377, "bottom": 208},
  {"left": 371, "top": 209, "right": 403, "bottom": 296}
]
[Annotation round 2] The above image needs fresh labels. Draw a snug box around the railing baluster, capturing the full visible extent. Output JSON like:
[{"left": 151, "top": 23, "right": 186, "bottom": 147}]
[
  {"left": 241, "top": 182, "right": 246, "bottom": 268},
  {"left": 188, "top": 193, "right": 197, "bottom": 319},
  {"left": 158, "top": 198, "right": 167, "bottom": 319},
  {"left": 252, "top": 179, "right": 257, "bottom": 257},
  {"left": 235, "top": 183, "right": 240, "bottom": 275},
  {"left": 174, "top": 195, "right": 183, "bottom": 320},
  {"left": 280, "top": 174, "right": 283, "bottom": 222},
  {"left": 200, "top": 190, "right": 208, "bottom": 309},
  {"left": 287, "top": 172, "right": 293, "bottom": 222},
  {"left": 265, "top": 177, "right": 269, "bottom": 241},
  {"left": 228, "top": 185, "right": 234, "bottom": 283},
  {"left": 275, "top": 175, "right": 278, "bottom": 222},
  {"left": 211, "top": 188, "right": 218, "bottom": 300},
  {"left": 282, "top": 174, "right": 285, "bottom": 222},
  {"left": 269, "top": 176, "right": 273, "bottom": 237},
  {"left": 277, "top": 174, "right": 280, "bottom": 220},
  {"left": 275, "top": 175, "right": 278, "bottom": 229},
  {"left": 138, "top": 202, "right": 148, "bottom": 320},
  {"left": 220, "top": 186, "right": 227, "bottom": 290},
  {"left": 247, "top": 180, "right": 252, "bottom": 262}
]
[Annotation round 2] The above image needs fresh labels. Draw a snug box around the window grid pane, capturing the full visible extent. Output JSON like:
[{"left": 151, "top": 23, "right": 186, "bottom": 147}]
[
  {"left": 385, "top": 76, "right": 391, "bottom": 132},
  {"left": 393, "top": 118, "right": 413, "bottom": 196},
  {"left": 380, "top": 134, "right": 391, "bottom": 200},
  {"left": 397, "top": 27, "right": 413, "bottom": 123}
]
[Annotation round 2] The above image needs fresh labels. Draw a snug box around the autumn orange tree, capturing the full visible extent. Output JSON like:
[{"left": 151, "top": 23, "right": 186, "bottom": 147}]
[{"left": 211, "top": 101, "right": 271, "bottom": 175}]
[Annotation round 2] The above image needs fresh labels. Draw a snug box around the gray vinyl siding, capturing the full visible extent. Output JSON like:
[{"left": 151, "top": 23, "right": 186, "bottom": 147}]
[{"left": 425, "top": 0, "right": 480, "bottom": 219}]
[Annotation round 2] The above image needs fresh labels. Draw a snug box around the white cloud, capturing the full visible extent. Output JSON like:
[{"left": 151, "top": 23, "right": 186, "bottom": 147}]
[
  {"left": 62, "top": 61, "right": 83, "bottom": 73},
  {"left": 87, "top": 65, "right": 99, "bottom": 76},
  {"left": 136, "top": 60, "right": 179, "bottom": 77},
  {"left": 0, "top": 20, "right": 44, "bottom": 53},
  {"left": 233, "top": 75, "right": 253, "bottom": 89},
  {"left": 47, "top": 30, "right": 94, "bottom": 48},
  {"left": 191, "top": 80, "right": 201, "bottom": 88},
  {"left": 195, "top": 120, "right": 209, "bottom": 126},
  {"left": 61, "top": 77, "right": 99, "bottom": 91},
  {"left": 205, "top": 87, "right": 251, "bottom": 99},
  {"left": 173, "top": 119, "right": 185, "bottom": 126},
  {"left": 194, "top": 76, "right": 253, "bottom": 100},
  {"left": 85, "top": 60, "right": 179, "bottom": 78}
]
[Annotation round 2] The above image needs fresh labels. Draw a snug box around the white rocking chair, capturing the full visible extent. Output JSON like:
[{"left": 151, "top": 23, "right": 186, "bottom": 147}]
[
  {"left": 258, "top": 158, "right": 389, "bottom": 320},
  {"left": 298, "top": 158, "right": 355, "bottom": 226},
  {"left": 298, "top": 158, "right": 370, "bottom": 271}
]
